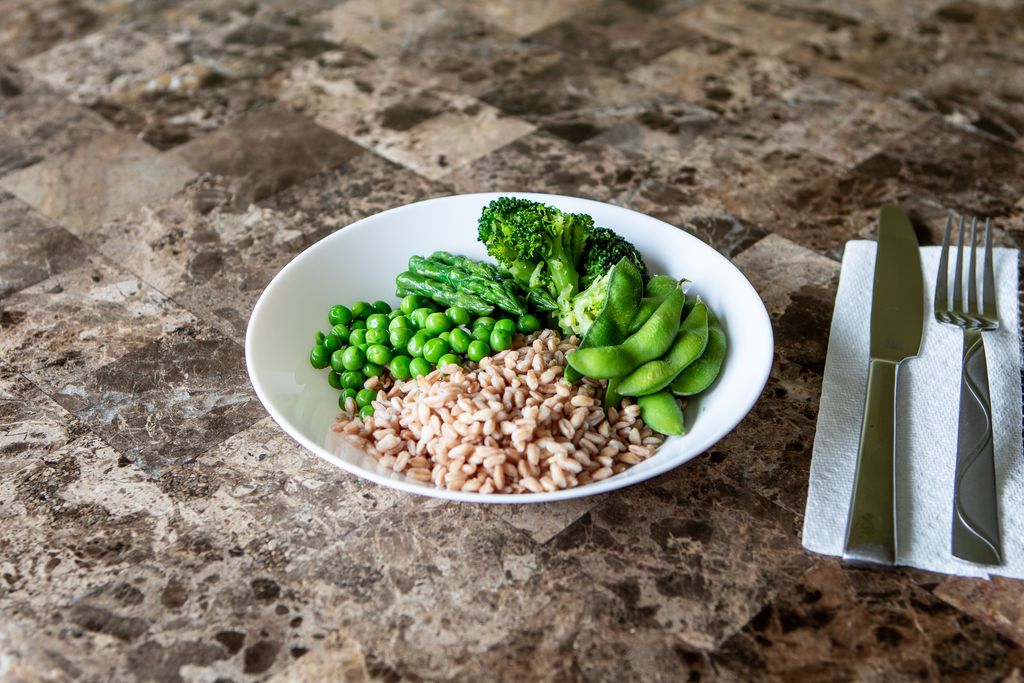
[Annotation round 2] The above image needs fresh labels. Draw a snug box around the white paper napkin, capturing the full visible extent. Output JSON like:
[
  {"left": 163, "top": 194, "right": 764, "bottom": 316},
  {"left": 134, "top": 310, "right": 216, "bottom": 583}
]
[{"left": 803, "top": 241, "right": 1023, "bottom": 578}]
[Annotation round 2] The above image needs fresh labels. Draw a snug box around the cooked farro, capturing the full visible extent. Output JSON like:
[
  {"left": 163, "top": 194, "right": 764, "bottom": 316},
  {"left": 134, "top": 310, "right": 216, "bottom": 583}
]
[{"left": 330, "top": 330, "right": 666, "bottom": 494}]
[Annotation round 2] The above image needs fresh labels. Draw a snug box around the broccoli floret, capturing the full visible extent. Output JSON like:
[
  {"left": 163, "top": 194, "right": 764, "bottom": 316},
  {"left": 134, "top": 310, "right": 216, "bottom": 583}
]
[
  {"left": 477, "top": 197, "right": 592, "bottom": 303},
  {"left": 556, "top": 267, "right": 613, "bottom": 338},
  {"left": 581, "top": 227, "right": 649, "bottom": 288}
]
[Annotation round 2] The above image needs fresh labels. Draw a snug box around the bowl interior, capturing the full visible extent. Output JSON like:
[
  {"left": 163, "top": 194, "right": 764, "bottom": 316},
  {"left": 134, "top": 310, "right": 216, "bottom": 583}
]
[{"left": 245, "top": 192, "right": 773, "bottom": 502}]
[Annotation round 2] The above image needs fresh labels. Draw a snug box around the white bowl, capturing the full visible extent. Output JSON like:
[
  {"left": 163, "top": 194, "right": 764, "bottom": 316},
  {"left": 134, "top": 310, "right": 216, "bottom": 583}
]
[{"left": 245, "top": 192, "right": 773, "bottom": 503}]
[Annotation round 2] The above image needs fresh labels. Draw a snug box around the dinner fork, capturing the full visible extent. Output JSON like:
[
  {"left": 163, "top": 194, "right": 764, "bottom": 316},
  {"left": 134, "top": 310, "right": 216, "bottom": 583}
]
[{"left": 934, "top": 211, "right": 1002, "bottom": 566}]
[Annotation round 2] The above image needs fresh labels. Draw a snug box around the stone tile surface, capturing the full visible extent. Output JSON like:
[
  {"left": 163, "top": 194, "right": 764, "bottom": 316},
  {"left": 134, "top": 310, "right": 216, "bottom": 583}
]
[
  {"left": 3, "top": 0, "right": 1024, "bottom": 681},
  {"left": 0, "top": 132, "right": 196, "bottom": 234}
]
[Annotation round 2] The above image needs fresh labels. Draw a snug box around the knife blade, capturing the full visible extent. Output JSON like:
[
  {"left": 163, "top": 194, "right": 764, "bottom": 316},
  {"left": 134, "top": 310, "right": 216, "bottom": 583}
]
[{"left": 843, "top": 204, "right": 925, "bottom": 565}]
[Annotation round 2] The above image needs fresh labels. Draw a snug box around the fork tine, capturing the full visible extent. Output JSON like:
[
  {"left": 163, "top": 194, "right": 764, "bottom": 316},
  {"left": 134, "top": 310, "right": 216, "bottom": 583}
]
[
  {"left": 967, "top": 216, "right": 979, "bottom": 319},
  {"left": 952, "top": 215, "right": 965, "bottom": 319},
  {"left": 935, "top": 210, "right": 952, "bottom": 319},
  {"left": 982, "top": 217, "right": 996, "bottom": 320}
]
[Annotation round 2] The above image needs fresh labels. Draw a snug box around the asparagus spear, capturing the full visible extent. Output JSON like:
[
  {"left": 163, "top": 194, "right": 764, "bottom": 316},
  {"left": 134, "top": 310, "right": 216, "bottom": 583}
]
[{"left": 394, "top": 272, "right": 493, "bottom": 315}]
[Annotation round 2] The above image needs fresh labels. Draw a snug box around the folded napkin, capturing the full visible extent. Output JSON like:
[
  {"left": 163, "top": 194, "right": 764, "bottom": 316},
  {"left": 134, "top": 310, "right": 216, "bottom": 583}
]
[{"left": 803, "top": 241, "right": 1023, "bottom": 578}]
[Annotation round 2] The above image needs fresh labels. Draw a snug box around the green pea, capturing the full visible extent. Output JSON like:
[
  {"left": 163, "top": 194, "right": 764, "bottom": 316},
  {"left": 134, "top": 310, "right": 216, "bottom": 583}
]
[
  {"left": 359, "top": 404, "right": 375, "bottom": 419},
  {"left": 387, "top": 309, "right": 402, "bottom": 320},
  {"left": 338, "top": 387, "right": 358, "bottom": 408},
  {"left": 331, "top": 323, "right": 350, "bottom": 340},
  {"left": 323, "top": 332, "right": 343, "bottom": 353},
  {"left": 367, "top": 344, "right": 393, "bottom": 365},
  {"left": 438, "top": 331, "right": 452, "bottom": 344},
  {"left": 409, "top": 357, "right": 432, "bottom": 378},
  {"left": 406, "top": 331, "right": 430, "bottom": 358},
  {"left": 467, "top": 340, "right": 490, "bottom": 362},
  {"left": 411, "top": 307, "right": 433, "bottom": 329},
  {"left": 310, "top": 345, "right": 330, "bottom": 369},
  {"left": 341, "top": 371, "right": 364, "bottom": 389},
  {"left": 348, "top": 329, "right": 367, "bottom": 346},
  {"left": 315, "top": 331, "right": 325, "bottom": 346},
  {"left": 472, "top": 325, "right": 491, "bottom": 342},
  {"left": 363, "top": 362, "right": 382, "bottom": 377},
  {"left": 494, "top": 318, "right": 516, "bottom": 334},
  {"left": 350, "top": 319, "right": 367, "bottom": 330},
  {"left": 474, "top": 316, "right": 496, "bottom": 331},
  {"left": 358, "top": 343, "right": 370, "bottom": 354},
  {"left": 445, "top": 306, "right": 470, "bottom": 326},
  {"left": 401, "top": 294, "right": 427, "bottom": 315},
  {"left": 372, "top": 300, "right": 392, "bottom": 315},
  {"left": 389, "top": 355, "right": 412, "bottom": 381},
  {"left": 389, "top": 315, "right": 413, "bottom": 331},
  {"left": 425, "top": 312, "right": 450, "bottom": 336},
  {"left": 449, "top": 328, "right": 471, "bottom": 354},
  {"left": 437, "top": 353, "right": 461, "bottom": 369},
  {"left": 366, "top": 313, "right": 389, "bottom": 331},
  {"left": 390, "top": 327, "right": 414, "bottom": 349},
  {"left": 342, "top": 346, "right": 366, "bottom": 371},
  {"left": 328, "top": 305, "right": 353, "bottom": 326},
  {"left": 423, "top": 337, "right": 450, "bottom": 364},
  {"left": 330, "top": 348, "right": 346, "bottom": 373},
  {"left": 490, "top": 327, "right": 513, "bottom": 352},
  {"left": 351, "top": 301, "right": 373, "bottom": 320},
  {"left": 365, "top": 328, "right": 388, "bottom": 346},
  {"left": 327, "top": 371, "right": 343, "bottom": 389},
  {"left": 517, "top": 314, "right": 541, "bottom": 334},
  {"left": 637, "top": 391, "right": 685, "bottom": 436},
  {"left": 356, "top": 388, "right": 377, "bottom": 407}
]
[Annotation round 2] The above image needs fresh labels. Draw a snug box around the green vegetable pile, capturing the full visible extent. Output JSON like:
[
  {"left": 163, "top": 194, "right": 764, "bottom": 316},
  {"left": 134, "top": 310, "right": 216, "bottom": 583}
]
[
  {"left": 307, "top": 196, "right": 727, "bottom": 437},
  {"left": 310, "top": 292, "right": 542, "bottom": 417},
  {"left": 565, "top": 260, "right": 727, "bottom": 435}
]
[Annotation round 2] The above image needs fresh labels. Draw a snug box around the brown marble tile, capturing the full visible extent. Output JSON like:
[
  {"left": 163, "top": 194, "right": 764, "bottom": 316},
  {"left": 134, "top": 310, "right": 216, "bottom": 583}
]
[
  {"left": 17, "top": 28, "right": 183, "bottom": 105},
  {"left": 260, "top": 150, "right": 453, "bottom": 240},
  {"left": 170, "top": 104, "right": 363, "bottom": 206},
  {"left": 488, "top": 498, "right": 602, "bottom": 544},
  {"left": 319, "top": 0, "right": 487, "bottom": 57},
  {"left": 51, "top": 324, "right": 264, "bottom": 473},
  {"left": 446, "top": 131, "right": 650, "bottom": 202},
  {"left": 0, "top": 254, "right": 197, "bottom": 394},
  {"left": 629, "top": 44, "right": 808, "bottom": 117},
  {"left": 0, "top": 193, "right": 92, "bottom": 301},
  {"left": 714, "top": 562, "right": 1024, "bottom": 681},
  {"left": 935, "top": 577, "right": 1024, "bottom": 648},
  {"left": 0, "top": 131, "right": 196, "bottom": 234},
  {"left": 676, "top": 0, "right": 828, "bottom": 56},
  {"left": 530, "top": 2, "right": 698, "bottom": 73},
  {"left": 0, "top": 370, "right": 87, "bottom": 480},
  {"left": 541, "top": 461, "right": 812, "bottom": 650},
  {"left": 732, "top": 234, "right": 840, "bottom": 371},
  {"left": 0, "top": 0, "right": 102, "bottom": 62},
  {"left": 279, "top": 56, "right": 534, "bottom": 179},
  {"left": 0, "top": 91, "right": 114, "bottom": 176},
  {"left": 445, "top": 0, "right": 603, "bottom": 38}
]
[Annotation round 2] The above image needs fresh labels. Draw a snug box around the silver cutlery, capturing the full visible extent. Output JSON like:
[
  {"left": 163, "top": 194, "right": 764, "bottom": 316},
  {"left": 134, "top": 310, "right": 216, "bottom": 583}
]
[
  {"left": 843, "top": 205, "right": 925, "bottom": 566},
  {"left": 934, "top": 212, "right": 1003, "bottom": 566}
]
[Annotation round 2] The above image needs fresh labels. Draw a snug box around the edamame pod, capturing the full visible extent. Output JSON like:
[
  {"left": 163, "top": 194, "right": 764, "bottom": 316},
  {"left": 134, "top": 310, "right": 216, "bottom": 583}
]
[
  {"left": 395, "top": 272, "right": 493, "bottom": 316},
  {"left": 637, "top": 391, "right": 685, "bottom": 436},
  {"left": 618, "top": 300, "right": 709, "bottom": 396},
  {"left": 567, "top": 287, "right": 684, "bottom": 379},
  {"left": 671, "top": 308, "right": 727, "bottom": 396},
  {"left": 628, "top": 275, "right": 681, "bottom": 334},
  {"left": 604, "top": 377, "right": 624, "bottom": 411},
  {"left": 566, "top": 259, "right": 643, "bottom": 382}
]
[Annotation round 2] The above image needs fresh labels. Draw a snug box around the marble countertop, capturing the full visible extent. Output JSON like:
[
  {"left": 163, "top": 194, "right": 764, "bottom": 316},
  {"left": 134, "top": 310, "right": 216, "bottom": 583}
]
[{"left": 2, "top": 0, "right": 1024, "bottom": 681}]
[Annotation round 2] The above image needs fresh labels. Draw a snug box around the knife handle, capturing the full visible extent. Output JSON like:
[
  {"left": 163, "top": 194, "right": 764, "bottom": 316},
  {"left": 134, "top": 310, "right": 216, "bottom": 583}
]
[
  {"left": 843, "top": 358, "right": 898, "bottom": 565},
  {"left": 952, "top": 328, "right": 1002, "bottom": 565}
]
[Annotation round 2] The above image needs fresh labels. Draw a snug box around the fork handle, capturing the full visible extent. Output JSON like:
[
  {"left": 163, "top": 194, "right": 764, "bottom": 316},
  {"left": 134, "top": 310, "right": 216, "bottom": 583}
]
[{"left": 952, "top": 328, "right": 1003, "bottom": 566}]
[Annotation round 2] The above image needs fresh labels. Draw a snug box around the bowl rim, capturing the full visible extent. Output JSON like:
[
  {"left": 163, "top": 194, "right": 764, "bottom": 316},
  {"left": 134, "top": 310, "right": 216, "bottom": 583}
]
[{"left": 245, "top": 191, "right": 774, "bottom": 504}]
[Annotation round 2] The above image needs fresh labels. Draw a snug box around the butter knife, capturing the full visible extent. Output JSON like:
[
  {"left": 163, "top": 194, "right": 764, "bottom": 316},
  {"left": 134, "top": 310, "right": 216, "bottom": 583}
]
[{"left": 843, "top": 205, "right": 925, "bottom": 565}]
